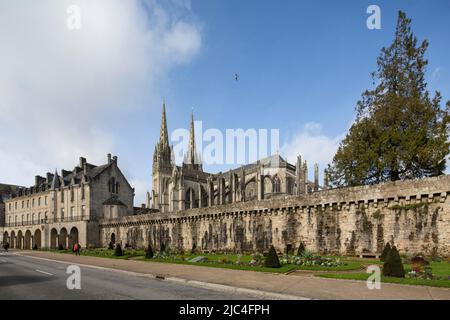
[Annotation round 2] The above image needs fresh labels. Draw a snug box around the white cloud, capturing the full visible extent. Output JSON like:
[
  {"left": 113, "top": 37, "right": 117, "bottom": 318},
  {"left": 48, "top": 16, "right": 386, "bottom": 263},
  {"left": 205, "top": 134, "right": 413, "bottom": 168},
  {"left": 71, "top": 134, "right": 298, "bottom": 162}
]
[
  {"left": 282, "top": 122, "right": 345, "bottom": 181},
  {"left": 0, "top": 0, "right": 201, "bottom": 188}
]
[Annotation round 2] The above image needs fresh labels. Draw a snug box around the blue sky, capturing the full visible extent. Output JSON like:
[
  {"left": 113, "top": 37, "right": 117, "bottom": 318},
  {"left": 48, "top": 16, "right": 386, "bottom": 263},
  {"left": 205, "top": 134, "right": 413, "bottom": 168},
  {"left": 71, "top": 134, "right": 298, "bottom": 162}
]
[
  {"left": 120, "top": 0, "right": 450, "bottom": 202},
  {"left": 1, "top": 0, "right": 449, "bottom": 204}
]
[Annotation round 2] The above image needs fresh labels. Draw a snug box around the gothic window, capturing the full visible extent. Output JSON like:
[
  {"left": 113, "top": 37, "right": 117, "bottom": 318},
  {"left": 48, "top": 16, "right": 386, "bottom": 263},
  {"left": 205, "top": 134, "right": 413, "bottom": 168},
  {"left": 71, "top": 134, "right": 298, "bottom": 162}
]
[
  {"left": 245, "top": 180, "right": 257, "bottom": 201},
  {"left": 273, "top": 175, "right": 281, "bottom": 193},
  {"left": 264, "top": 176, "right": 273, "bottom": 195},
  {"left": 70, "top": 188, "right": 74, "bottom": 202},
  {"left": 81, "top": 185, "right": 85, "bottom": 200},
  {"left": 109, "top": 177, "right": 117, "bottom": 194},
  {"left": 61, "top": 190, "right": 64, "bottom": 203}
]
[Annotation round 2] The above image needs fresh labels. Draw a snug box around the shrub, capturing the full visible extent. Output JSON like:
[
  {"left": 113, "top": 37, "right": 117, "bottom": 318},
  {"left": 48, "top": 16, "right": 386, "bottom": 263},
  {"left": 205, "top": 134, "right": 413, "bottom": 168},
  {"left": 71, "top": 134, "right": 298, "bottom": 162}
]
[
  {"left": 383, "top": 246, "right": 405, "bottom": 278},
  {"left": 145, "top": 244, "right": 154, "bottom": 259},
  {"left": 410, "top": 255, "right": 429, "bottom": 266},
  {"left": 297, "top": 242, "right": 306, "bottom": 256},
  {"left": 114, "top": 243, "right": 123, "bottom": 257},
  {"left": 108, "top": 242, "right": 114, "bottom": 250},
  {"left": 380, "top": 242, "right": 391, "bottom": 261},
  {"left": 264, "top": 246, "right": 281, "bottom": 268},
  {"left": 58, "top": 243, "right": 64, "bottom": 251}
]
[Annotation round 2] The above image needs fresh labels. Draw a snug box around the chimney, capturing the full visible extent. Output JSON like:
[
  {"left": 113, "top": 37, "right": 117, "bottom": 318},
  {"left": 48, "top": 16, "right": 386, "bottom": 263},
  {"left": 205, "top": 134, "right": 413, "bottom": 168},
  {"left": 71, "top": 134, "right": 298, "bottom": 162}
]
[
  {"left": 112, "top": 156, "right": 118, "bottom": 164},
  {"left": 107, "top": 153, "right": 112, "bottom": 164},
  {"left": 83, "top": 162, "right": 88, "bottom": 175},
  {"left": 79, "top": 157, "right": 86, "bottom": 168}
]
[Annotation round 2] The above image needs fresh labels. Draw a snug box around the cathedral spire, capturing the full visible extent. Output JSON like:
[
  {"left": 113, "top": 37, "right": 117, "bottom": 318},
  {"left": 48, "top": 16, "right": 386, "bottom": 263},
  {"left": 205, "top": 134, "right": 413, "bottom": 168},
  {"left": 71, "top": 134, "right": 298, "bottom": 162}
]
[
  {"left": 159, "top": 100, "right": 169, "bottom": 149},
  {"left": 188, "top": 110, "right": 196, "bottom": 164}
]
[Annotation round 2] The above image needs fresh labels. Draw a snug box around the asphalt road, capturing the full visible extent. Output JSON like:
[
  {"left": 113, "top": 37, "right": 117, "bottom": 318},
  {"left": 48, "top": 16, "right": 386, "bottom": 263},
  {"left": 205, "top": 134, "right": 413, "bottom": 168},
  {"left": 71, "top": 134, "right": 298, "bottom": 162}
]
[{"left": 0, "top": 252, "right": 250, "bottom": 300}]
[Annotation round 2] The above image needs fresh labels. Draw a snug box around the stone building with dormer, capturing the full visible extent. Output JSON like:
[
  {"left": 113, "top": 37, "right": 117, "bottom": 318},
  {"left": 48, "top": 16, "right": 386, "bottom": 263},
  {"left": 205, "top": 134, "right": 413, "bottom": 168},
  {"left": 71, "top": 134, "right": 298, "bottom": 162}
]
[{"left": 1, "top": 155, "right": 135, "bottom": 249}]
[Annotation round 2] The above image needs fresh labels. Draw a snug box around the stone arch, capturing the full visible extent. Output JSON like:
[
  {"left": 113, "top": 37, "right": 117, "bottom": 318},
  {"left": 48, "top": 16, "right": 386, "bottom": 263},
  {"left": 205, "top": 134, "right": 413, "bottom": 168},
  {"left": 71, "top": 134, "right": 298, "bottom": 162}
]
[
  {"left": 34, "top": 229, "right": 41, "bottom": 249},
  {"left": 50, "top": 228, "right": 58, "bottom": 249},
  {"left": 273, "top": 175, "right": 281, "bottom": 193},
  {"left": 69, "top": 227, "right": 79, "bottom": 248},
  {"left": 24, "top": 230, "right": 32, "bottom": 250},
  {"left": 17, "top": 230, "right": 23, "bottom": 249},
  {"left": 245, "top": 178, "right": 257, "bottom": 201},
  {"left": 59, "top": 228, "right": 68, "bottom": 249},
  {"left": 10, "top": 231, "right": 15, "bottom": 248},
  {"left": 111, "top": 232, "right": 116, "bottom": 245},
  {"left": 263, "top": 176, "right": 273, "bottom": 197},
  {"left": 185, "top": 188, "right": 195, "bottom": 209}
]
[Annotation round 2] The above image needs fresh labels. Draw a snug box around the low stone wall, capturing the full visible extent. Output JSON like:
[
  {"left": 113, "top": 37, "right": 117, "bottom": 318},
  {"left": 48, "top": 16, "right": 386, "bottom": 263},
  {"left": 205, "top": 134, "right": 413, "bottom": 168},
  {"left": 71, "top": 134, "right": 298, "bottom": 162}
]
[{"left": 99, "top": 175, "right": 450, "bottom": 256}]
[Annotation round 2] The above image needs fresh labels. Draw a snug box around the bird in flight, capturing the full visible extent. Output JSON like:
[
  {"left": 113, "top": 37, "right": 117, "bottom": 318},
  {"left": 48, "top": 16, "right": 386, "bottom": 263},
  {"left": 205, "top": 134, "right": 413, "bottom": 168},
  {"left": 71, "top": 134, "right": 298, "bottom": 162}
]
[{"left": 235, "top": 73, "right": 239, "bottom": 81}]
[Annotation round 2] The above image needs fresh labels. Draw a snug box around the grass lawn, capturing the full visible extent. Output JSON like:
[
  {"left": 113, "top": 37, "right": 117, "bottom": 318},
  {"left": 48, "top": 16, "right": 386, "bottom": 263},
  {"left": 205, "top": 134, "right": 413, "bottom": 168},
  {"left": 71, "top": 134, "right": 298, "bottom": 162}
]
[
  {"left": 317, "top": 272, "right": 450, "bottom": 288},
  {"left": 135, "top": 256, "right": 296, "bottom": 273}
]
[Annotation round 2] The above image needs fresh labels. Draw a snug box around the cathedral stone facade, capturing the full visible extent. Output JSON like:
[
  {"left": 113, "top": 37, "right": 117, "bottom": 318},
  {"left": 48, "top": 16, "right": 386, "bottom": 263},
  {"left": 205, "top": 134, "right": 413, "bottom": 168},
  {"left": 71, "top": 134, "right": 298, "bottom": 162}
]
[{"left": 150, "top": 103, "right": 322, "bottom": 214}]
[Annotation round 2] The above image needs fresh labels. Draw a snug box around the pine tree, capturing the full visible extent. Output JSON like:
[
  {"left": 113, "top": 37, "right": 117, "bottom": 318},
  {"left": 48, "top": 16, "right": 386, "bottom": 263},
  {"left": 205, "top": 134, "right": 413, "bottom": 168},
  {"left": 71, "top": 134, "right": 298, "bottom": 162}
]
[
  {"left": 380, "top": 242, "right": 391, "bottom": 262},
  {"left": 145, "top": 244, "right": 154, "bottom": 259},
  {"left": 265, "top": 245, "right": 281, "bottom": 268},
  {"left": 329, "top": 11, "right": 450, "bottom": 187},
  {"left": 383, "top": 246, "right": 405, "bottom": 278}
]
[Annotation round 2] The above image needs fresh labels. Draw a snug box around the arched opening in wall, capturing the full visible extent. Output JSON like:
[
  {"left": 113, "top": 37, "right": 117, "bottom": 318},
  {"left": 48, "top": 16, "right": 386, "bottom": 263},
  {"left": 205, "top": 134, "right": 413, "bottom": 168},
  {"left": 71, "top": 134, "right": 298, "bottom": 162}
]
[
  {"left": 10, "top": 231, "right": 15, "bottom": 248},
  {"left": 34, "top": 229, "right": 41, "bottom": 249},
  {"left": 3, "top": 231, "right": 8, "bottom": 246},
  {"left": 69, "top": 227, "right": 79, "bottom": 248},
  {"left": 245, "top": 179, "right": 257, "bottom": 201},
  {"left": 273, "top": 175, "right": 281, "bottom": 193},
  {"left": 24, "top": 230, "right": 32, "bottom": 250},
  {"left": 50, "top": 228, "right": 58, "bottom": 249},
  {"left": 111, "top": 233, "right": 116, "bottom": 245},
  {"left": 17, "top": 230, "right": 23, "bottom": 249},
  {"left": 59, "top": 228, "right": 68, "bottom": 249},
  {"left": 185, "top": 188, "right": 195, "bottom": 209},
  {"left": 263, "top": 176, "right": 273, "bottom": 198}
]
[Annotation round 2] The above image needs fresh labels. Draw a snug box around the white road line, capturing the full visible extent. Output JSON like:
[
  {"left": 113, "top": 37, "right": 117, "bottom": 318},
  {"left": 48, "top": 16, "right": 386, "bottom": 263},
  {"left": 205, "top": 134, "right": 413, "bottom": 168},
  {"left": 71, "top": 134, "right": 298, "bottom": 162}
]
[{"left": 35, "top": 269, "right": 53, "bottom": 276}]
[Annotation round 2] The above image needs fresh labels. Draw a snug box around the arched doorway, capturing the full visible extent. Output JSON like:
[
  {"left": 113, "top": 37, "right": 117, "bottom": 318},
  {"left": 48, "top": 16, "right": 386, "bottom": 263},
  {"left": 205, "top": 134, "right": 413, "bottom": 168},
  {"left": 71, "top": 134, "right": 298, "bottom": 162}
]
[
  {"left": 50, "top": 228, "right": 58, "bottom": 249},
  {"left": 111, "top": 233, "right": 116, "bottom": 245},
  {"left": 10, "top": 231, "right": 16, "bottom": 249},
  {"left": 17, "top": 230, "right": 23, "bottom": 249},
  {"left": 59, "top": 228, "right": 68, "bottom": 249},
  {"left": 69, "top": 227, "right": 79, "bottom": 248},
  {"left": 34, "top": 229, "right": 42, "bottom": 249},
  {"left": 24, "top": 230, "right": 32, "bottom": 250}
]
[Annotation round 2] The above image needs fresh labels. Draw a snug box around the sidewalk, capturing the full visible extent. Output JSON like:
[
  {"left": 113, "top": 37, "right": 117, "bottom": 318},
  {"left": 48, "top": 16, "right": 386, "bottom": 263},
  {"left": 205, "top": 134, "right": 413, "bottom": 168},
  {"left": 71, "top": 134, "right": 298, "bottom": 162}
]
[{"left": 16, "top": 250, "right": 450, "bottom": 300}]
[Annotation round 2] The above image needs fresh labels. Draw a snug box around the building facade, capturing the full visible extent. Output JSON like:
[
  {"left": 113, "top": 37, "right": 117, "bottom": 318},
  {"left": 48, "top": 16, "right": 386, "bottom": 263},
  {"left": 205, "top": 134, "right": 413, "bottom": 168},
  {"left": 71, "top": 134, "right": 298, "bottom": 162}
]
[{"left": 1, "top": 155, "right": 135, "bottom": 249}]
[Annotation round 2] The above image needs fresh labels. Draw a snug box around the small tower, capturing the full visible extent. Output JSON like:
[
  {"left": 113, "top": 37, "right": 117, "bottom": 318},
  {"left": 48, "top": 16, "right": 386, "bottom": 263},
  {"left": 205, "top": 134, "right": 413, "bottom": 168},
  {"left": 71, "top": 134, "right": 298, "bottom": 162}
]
[
  {"left": 183, "top": 111, "right": 202, "bottom": 171},
  {"left": 314, "top": 163, "right": 319, "bottom": 192}
]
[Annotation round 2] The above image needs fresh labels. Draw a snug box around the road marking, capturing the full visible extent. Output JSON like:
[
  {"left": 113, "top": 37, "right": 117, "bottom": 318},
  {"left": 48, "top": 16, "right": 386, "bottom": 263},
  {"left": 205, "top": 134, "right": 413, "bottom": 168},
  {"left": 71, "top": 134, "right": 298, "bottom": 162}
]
[{"left": 35, "top": 269, "right": 53, "bottom": 276}]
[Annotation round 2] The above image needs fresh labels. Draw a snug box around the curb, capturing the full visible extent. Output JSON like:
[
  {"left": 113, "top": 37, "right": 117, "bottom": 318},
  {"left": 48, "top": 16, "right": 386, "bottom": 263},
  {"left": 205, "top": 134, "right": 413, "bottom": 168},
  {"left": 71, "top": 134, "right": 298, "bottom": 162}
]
[{"left": 15, "top": 253, "right": 310, "bottom": 300}]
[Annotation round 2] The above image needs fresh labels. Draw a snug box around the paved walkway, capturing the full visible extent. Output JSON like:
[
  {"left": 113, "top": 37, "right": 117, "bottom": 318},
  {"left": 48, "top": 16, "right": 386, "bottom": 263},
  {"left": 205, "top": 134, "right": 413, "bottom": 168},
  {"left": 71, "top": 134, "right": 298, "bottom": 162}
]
[{"left": 15, "top": 250, "right": 450, "bottom": 300}]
